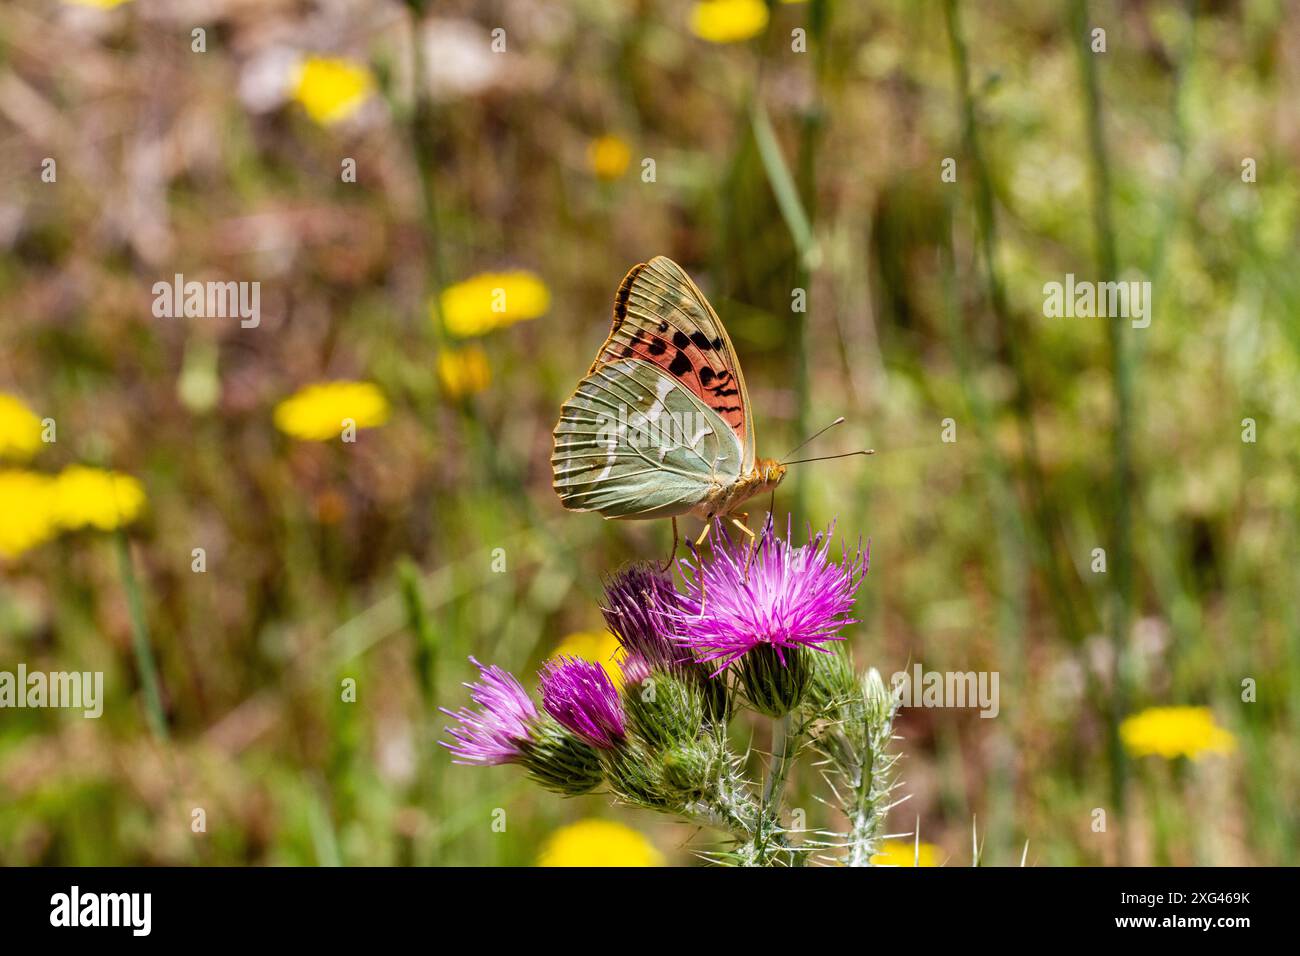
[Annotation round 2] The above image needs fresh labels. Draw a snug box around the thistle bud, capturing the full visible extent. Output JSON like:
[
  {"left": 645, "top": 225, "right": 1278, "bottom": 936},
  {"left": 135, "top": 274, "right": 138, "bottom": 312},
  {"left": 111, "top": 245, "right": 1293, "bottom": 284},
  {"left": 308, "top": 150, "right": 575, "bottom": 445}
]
[
  {"left": 622, "top": 666, "right": 703, "bottom": 750},
  {"left": 697, "top": 669, "right": 732, "bottom": 725},
  {"left": 806, "top": 645, "right": 860, "bottom": 721},
  {"left": 737, "top": 644, "right": 812, "bottom": 718},
  {"left": 519, "top": 718, "right": 604, "bottom": 796},
  {"left": 661, "top": 739, "right": 717, "bottom": 797},
  {"left": 601, "top": 742, "right": 675, "bottom": 810},
  {"left": 861, "top": 666, "right": 900, "bottom": 730}
]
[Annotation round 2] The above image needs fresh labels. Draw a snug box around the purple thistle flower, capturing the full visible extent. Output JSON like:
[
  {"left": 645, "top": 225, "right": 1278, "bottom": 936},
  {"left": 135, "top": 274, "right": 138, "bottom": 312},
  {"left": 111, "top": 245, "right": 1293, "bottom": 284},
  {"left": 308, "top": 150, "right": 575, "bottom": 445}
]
[
  {"left": 669, "top": 515, "right": 868, "bottom": 671},
  {"left": 439, "top": 657, "right": 538, "bottom": 765},
  {"left": 600, "top": 564, "right": 687, "bottom": 670},
  {"left": 539, "top": 656, "right": 626, "bottom": 750}
]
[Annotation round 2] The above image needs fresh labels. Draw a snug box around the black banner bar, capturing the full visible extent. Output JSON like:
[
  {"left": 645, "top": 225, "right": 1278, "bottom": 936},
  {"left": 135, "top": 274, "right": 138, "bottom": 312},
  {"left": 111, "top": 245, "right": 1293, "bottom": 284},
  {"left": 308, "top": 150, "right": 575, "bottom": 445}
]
[{"left": 0, "top": 866, "right": 1281, "bottom": 942}]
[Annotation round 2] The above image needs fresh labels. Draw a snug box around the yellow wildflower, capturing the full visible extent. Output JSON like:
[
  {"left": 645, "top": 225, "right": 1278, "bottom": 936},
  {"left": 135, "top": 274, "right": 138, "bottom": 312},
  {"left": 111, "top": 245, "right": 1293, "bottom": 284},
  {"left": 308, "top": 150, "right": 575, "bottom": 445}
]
[
  {"left": 587, "top": 135, "right": 632, "bottom": 181},
  {"left": 538, "top": 819, "right": 664, "bottom": 867},
  {"left": 437, "top": 271, "right": 551, "bottom": 339},
  {"left": 436, "top": 346, "right": 492, "bottom": 399},
  {"left": 689, "top": 0, "right": 769, "bottom": 44},
  {"left": 1120, "top": 706, "right": 1236, "bottom": 760},
  {"left": 291, "top": 56, "right": 373, "bottom": 126},
  {"left": 273, "top": 381, "right": 390, "bottom": 442},
  {"left": 0, "top": 471, "right": 58, "bottom": 558},
  {"left": 51, "top": 466, "right": 146, "bottom": 532},
  {"left": 0, "top": 394, "right": 43, "bottom": 461},
  {"left": 870, "top": 840, "right": 942, "bottom": 867},
  {"left": 550, "top": 630, "right": 625, "bottom": 687}
]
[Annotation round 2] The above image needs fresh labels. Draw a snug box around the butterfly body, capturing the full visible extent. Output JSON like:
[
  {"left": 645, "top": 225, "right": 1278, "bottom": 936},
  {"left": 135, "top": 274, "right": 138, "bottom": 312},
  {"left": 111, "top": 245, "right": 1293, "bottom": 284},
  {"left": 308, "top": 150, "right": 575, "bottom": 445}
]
[
  {"left": 691, "top": 457, "right": 786, "bottom": 521},
  {"left": 551, "top": 257, "right": 784, "bottom": 522}
]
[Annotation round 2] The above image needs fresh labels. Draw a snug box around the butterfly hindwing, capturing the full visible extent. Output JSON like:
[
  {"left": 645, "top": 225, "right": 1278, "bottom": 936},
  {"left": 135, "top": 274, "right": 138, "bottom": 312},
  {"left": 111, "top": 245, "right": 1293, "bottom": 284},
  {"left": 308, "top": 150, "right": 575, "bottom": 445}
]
[
  {"left": 593, "top": 257, "right": 756, "bottom": 472},
  {"left": 551, "top": 358, "right": 742, "bottom": 519}
]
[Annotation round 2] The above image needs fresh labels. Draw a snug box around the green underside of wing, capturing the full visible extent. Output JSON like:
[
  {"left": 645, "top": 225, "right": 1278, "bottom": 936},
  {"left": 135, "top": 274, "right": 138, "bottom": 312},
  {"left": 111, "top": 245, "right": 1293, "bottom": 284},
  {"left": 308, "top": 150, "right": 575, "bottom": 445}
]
[{"left": 551, "top": 358, "right": 742, "bottom": 519}]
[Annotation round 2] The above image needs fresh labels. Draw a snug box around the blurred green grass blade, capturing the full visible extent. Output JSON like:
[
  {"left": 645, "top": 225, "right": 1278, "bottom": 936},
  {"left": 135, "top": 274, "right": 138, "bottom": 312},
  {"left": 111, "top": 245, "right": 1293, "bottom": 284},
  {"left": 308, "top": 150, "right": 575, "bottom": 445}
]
[
  {"left": 115, "top": 532, "right": 168, "bottom": 742},
  {"left": 307, "top": 790, "right": 342, "bottom": 867},
  {"left": 750, "top": 102, "right": 819, "bottom": 269},
  {"left": 398, "top": 556, "right": 438, "bottom": 704}
]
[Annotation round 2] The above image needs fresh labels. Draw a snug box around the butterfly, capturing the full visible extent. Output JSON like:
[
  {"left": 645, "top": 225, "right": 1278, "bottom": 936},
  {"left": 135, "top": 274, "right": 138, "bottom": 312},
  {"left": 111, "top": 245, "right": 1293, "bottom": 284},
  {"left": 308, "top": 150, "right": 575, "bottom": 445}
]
[{"left": 551, "top": 256, "right": 785, "bottom": 543}]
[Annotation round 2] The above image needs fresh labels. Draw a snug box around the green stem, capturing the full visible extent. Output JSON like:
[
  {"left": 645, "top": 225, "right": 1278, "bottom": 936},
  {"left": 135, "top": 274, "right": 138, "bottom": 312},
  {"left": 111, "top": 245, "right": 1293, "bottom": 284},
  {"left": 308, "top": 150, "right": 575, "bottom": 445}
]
[
  {"left": 689, "top": 784, "right": 758, "bottom": 843},
  {"left": 398, "top": 557, "right": 438, "bottom": 704},
  {"left": 751, "top": 101, "right": 819, "bottom": 516},
  {"left": 763, "top": 713, "right": 795, "bottom": 809},
  {"left": 1069, "top": 0, "right": 1134, "bottom": 837},
  {"left": 942, "top": 0, "right": 1041, "bottom": 860},
  {"left": 750, "top": 104, "right": 817, "bottom": 270},
  {"left": 679, "top": 749, "right": 763, "bottom": 864},
  {"left": 115, "top": 532, "right": 168, "bottom": 741},
  {"left": 740, "top": 713, "right": 799, "bottom": 865},
  {"left": 830, "top": 672, "right": 901, "bottom": 866},
  {"left": 944, "top": 0, "right": 1089, "bottom": 651}
]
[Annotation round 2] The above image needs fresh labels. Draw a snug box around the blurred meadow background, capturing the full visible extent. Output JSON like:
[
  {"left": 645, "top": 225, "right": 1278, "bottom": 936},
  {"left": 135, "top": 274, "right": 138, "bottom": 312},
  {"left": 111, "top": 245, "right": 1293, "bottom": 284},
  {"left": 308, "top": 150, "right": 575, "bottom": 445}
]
[{"left": 1, "top": 0, "right": 1298, "bottom": 866}]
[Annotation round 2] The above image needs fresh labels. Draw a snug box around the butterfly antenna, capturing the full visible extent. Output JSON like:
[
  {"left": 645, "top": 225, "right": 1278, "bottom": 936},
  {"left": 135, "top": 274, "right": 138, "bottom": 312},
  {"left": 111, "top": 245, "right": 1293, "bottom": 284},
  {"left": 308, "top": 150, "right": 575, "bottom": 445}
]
[
  {"left": 781, "top": 417, "right": 846, "bottom": 463},
  {"left": 784, "top": 449, "right": 875, "bottom": 466}
]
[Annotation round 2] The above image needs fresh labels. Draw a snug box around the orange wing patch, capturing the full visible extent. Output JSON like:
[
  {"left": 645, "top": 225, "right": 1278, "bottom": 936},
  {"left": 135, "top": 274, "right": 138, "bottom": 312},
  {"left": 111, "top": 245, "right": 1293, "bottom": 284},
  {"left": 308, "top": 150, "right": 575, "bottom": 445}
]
[{"left": 592, "top": 263, "right": 745, "bottom": 436}]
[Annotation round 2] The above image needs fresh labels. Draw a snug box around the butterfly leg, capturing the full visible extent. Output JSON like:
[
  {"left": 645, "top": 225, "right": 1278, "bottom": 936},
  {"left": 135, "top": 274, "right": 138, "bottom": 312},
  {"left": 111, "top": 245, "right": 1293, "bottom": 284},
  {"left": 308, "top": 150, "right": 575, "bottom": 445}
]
[
  {"left": 660, "top": 517, "right": 680, "bottom": 574},
  {"left": 729, "top": 513, "right": 758, "bottom": 580},
  {"left": 729, "top": 515, "right": 755, "bottom": 540},
  {"left": 693, "top": 517, "right": 716, "bottom": 614}
]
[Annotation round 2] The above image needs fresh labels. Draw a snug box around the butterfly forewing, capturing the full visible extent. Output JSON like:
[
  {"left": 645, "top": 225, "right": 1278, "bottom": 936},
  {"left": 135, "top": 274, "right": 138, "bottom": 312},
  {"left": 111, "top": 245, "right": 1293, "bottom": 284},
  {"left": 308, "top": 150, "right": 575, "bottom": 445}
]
[{"left": 592, "top": 257, "right": 756, "bottom": 473}]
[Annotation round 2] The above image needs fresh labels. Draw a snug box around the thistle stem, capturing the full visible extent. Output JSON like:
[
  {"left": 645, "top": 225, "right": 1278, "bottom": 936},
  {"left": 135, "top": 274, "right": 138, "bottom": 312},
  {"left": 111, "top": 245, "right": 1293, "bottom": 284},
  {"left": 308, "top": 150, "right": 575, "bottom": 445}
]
[
  {"left": 846, "top": 757, "right": 881, "bottom": 867},
  {"left": 737, "top": 714, "right": 799, "bottom": 865},
  {"left": 830, "top": 674, "right": 902, "bottom": 866},
  {"left": 688, "top": 789, "right": 756, "bottom": 842},
  {"left": 682, "top": 752, "right": 762, "bottom": 853},
  {"left": 763, "top": 713, "right": 795, "bottom": 809}
]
